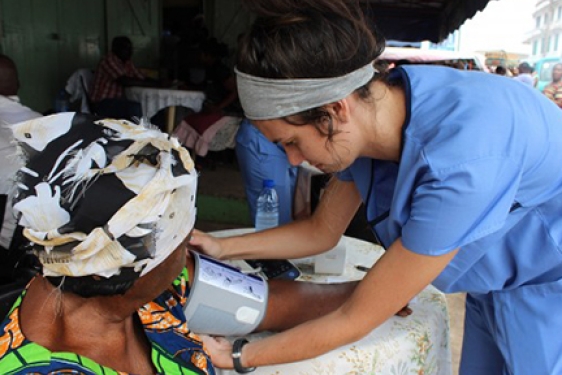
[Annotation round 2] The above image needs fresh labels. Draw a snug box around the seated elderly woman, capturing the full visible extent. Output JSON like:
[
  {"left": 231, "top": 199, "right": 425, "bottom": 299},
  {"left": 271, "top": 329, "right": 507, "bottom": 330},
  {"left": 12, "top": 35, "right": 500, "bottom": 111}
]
[{"left": 0, "top": 113, "right": 363, "bottom": 374}]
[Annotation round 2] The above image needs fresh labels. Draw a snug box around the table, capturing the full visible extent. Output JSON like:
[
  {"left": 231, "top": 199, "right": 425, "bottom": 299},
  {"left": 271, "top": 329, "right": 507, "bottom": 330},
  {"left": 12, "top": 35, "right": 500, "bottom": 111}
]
[
  {"left": 209, "top": 229, "right": 452, "bottom": 375},
  {"left": 125, "top": 86, "right": 205, "bottom": 132}
]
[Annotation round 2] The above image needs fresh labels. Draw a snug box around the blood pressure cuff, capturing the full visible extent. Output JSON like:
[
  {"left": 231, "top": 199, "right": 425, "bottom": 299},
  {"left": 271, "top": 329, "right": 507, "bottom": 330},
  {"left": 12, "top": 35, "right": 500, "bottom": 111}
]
[{"left": 184, "top": 252, "right": 268, "bottom": 335}]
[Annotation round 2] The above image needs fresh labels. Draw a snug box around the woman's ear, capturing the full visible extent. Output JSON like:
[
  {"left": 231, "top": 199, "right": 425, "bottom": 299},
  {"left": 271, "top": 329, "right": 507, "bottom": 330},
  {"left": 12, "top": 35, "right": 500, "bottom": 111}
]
[{"left": 325, "top": 98, "right": 352, "bottom": 125}]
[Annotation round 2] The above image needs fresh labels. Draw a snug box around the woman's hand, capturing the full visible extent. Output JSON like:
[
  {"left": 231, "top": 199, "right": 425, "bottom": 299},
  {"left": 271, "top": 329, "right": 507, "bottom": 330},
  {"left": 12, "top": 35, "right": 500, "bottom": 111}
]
[
  {"left": 188, "top": 229, "right": 225, "bottom": 259},
  {"left": 200, "top": 335, "right": 234, "bottom": 369}
]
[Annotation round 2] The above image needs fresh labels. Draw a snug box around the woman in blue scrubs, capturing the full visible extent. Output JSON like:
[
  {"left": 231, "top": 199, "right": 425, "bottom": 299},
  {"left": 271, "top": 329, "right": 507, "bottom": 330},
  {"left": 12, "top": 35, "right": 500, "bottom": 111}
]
[
  {"left": 188, "top": 1, "right": 562, "bottom": 374},
  {"left": 235, "top": 118, "right": 298, "bottom": 225}
]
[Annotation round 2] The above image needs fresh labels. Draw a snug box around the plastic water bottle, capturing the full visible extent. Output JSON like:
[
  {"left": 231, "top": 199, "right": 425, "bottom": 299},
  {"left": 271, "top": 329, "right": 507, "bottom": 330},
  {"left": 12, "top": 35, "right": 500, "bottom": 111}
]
[
  {"left": 54, "top": 89, "right": 69, "bottom": 112},
  {"left": 255, "top": 179, "right": 279, "bottom": 231}
]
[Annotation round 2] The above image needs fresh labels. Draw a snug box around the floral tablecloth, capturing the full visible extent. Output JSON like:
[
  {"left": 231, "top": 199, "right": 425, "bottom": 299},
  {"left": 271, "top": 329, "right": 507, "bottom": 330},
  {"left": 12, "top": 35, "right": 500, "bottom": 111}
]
[
  {"left": 125, "top": 86, "right": 205, "bottom": 119},
  {"left": 210, "top": 229, "right": 452, "bottom": 375}
]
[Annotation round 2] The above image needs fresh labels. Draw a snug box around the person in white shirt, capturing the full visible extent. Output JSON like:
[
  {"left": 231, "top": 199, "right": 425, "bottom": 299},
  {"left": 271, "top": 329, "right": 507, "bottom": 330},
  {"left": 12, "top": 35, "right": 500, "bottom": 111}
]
[
  {"left": 513, "top": 62, "right": 535, "bottom": 87},
  {"left": 0, "top": 54, "right": 41, "bottom": 260}
]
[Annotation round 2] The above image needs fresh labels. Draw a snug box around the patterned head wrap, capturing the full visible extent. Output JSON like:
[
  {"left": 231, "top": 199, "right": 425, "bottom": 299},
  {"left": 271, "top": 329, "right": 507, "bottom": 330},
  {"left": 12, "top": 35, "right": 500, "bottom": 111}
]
[{"left": 11, "top": 113, "right": 197, "bottom": 284}]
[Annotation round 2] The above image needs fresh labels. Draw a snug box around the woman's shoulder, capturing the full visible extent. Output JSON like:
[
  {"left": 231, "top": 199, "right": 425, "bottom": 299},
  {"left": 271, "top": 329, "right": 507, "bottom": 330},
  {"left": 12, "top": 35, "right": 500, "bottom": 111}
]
[
  {"left": 0, "top": 296, "right": 116, "bottom": 375},
  {"left": 138, "top": 267, "right": 214, "bottom": 375}
]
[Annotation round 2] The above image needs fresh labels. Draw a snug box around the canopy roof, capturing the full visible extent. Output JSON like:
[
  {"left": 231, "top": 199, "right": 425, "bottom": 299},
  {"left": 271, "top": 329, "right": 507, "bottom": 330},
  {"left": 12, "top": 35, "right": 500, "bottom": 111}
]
[
  {"left": 378, "top": 47, "right": 489, "bottom": 71},
  {"left": 364, "top": 0, "right": 492, "bottom": 43},
  {"left": 379, "top": 47, "right": 483, "bottom": 62}
]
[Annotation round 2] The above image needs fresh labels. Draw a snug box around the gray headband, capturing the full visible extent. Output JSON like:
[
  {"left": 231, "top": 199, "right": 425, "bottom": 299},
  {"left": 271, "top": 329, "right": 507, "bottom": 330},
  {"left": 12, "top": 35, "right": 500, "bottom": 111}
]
[{"left": 235, "top": 62, "right": 377, "bottom": 120}]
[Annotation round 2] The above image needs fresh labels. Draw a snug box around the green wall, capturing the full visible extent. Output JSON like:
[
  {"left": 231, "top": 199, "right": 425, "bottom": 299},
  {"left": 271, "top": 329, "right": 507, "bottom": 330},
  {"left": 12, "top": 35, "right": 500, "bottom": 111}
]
[
  {"left": 204, "top": 0, "right": 254, "bottom": 67},
  {"left": 105, "top": 0, "right": 161, "bottom": 70},
  {"left": 197, "top": 195, "right": 252, "bottom": 226},
  {"left": 0, "top": 0, "right": 256, "bottom": 113},
  {"left": 0, "top": 0, "right": 161, "bottom": 113}
]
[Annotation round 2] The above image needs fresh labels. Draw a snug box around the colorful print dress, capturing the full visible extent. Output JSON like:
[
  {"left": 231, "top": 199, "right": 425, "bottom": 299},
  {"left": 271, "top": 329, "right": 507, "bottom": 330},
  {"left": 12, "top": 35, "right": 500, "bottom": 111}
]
[
  {"left": 0, "top": 268, "right": 215, "bottom": 375},
  {"left": 543, "top": 81, "right": 562, "bottom": 108}
]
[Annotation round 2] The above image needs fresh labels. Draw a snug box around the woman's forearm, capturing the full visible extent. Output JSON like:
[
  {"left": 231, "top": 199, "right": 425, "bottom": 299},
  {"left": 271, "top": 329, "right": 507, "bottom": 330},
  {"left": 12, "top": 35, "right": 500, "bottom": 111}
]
[
  {"left": 219, "top": 179, "right": 362, "bottom": 260},
  {"left": 239, "top": 240, "right": 457, "bottom": 367},
  {"left": 217, "top": 216, "right": 335, "bottom": 259}
]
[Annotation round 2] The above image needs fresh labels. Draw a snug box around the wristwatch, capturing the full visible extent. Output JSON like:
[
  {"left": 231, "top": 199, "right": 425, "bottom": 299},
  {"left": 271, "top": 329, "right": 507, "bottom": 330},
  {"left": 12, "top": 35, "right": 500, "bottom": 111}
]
[{"left": 232, "top": 338, "right": 256, "bottom": 373}]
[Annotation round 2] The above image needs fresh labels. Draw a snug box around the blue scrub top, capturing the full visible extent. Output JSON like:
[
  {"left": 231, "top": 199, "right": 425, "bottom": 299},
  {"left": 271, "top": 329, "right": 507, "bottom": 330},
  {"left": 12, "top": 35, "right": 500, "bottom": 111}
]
[
  {"left": 338, "top": 65, "right": 562, "bottom": 293},
  {"left": 236, "top": 119, "right": 298, "bottom": 225}
]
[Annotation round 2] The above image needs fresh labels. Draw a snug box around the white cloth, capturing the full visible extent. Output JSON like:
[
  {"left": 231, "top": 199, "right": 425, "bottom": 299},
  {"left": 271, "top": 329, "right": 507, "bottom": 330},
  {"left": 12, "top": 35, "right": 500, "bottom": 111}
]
[
  {"left": 513, "top": 73, "right": 534, "bottom": 86},
  {"left": 0, "top": 95, "right": 41, "bottom": 249},
  {"left": 65, "top": 69, "right": 94, "bottom": 113},
  {"left": 125, "top": 87, "right": 205, "bottom": 119},
  {"left": 211, "top": 229, "right": 453, "bottom": 375}
]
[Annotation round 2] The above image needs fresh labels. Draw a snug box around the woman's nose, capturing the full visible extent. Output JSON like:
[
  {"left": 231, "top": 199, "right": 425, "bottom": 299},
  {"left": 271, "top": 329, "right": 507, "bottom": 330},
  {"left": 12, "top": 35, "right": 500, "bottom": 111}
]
[{"left": 285, "top": 148, "right": 305, "bottom": 166}]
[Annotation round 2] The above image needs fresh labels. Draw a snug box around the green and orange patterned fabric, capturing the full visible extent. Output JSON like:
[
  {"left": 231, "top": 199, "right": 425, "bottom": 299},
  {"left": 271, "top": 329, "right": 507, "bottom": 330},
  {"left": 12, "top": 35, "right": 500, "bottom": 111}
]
[{"left": 0, "top": 268, "right": 215, "bottom": 375}]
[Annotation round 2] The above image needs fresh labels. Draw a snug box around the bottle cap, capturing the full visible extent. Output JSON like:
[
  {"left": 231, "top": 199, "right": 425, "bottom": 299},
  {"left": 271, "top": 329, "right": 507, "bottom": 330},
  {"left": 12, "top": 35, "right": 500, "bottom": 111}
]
[{"left": 263, "top": 179, "right": 275, "bottom": 188}]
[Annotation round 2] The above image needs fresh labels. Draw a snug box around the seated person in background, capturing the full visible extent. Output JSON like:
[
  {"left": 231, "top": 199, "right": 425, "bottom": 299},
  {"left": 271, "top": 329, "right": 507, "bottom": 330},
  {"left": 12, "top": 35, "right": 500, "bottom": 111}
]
[
  {"left": 198, "top": 39, "right": 240, "bottom": 115},
  {"left": 1, "top": 113, "right": 407, "bottom": 374},
  {"left": 543, "top": 63, "right": 562, "bottom": 108},
  {"left": 0, "top": 55, "right": 42, "bottom": 124},
  {"left": 90, "top": 36, "right": 148, "bottom": 120},
  {"left": 174, "top": 39, "right": 242, "bottom": 160},
  {"left": 236, "top": 118, "right": 298, "bottom": 225},
  {"left": 513, "top": 62, "right": 535, "bottom": 87},
  {"left": 176, "top": 13, "right": 211, "bottom": 84},
  {"left": 0, "top": 54, "right": 41, "bottom": 282}
]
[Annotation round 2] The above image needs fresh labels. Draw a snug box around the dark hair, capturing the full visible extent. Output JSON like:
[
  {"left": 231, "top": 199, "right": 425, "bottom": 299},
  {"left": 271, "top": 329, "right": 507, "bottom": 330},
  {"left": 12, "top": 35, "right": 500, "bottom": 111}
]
[
  {"left": 111, "top": 36, "right": 132, "bottom": 54},
  {"left": 518, "top": 62, "right": 533, "bottom": 74},
  {"left": 395, "top": 59, "right": 411, "bottom": 66},
  {"left": 46, "top": 267, "right": 140, "bottom": 298},
  {"left": 201, "top": 38, "right": 229, "bottom": 60},
  {"left": 495, "top": 65, "right": 507, "bottom": 75},
  {"left": 237, "top": 0, "right": 385, "bottom": 138}
]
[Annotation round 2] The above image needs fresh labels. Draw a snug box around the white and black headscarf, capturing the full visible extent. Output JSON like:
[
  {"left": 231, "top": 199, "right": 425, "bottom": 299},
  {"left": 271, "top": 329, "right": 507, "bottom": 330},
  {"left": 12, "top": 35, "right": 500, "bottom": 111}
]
[{"left": 10, "top": 113, "right": 197, "bottom": 295}]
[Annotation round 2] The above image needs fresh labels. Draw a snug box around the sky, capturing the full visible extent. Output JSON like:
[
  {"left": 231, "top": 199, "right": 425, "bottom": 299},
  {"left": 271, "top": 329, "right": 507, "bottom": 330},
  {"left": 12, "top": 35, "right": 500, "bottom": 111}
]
[{"left": 457, "top": 0, "right": 537, "bottom": 55}]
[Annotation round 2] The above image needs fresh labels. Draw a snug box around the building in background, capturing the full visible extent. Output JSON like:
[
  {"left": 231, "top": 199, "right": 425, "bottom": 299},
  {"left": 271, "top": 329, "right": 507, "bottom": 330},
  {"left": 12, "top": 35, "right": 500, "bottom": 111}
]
[
  {"left": 483, "top": 50, "right": 528, "bottom": 71},
  {"left": 527, "top": 0, "right": 562, "bottom": 60},
  {"left": 525, "top": 0, "right": 562, "bottom": 90}
]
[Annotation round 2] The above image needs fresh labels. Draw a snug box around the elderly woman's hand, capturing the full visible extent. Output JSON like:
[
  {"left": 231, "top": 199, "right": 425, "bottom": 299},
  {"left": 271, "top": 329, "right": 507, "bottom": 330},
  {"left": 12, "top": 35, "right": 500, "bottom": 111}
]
[
  {"left": 200, "top": 335, "right": 234, "bottom": 369},
  {"left": 188, "top": 229, "right": 225, "bottom": 259}
]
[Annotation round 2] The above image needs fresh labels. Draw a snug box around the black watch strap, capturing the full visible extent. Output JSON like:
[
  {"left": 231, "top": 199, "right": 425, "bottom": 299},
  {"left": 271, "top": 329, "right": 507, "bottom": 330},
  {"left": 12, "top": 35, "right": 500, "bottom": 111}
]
[{"left": 232, "top": 338, "right": 256, "bottom": 373}]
